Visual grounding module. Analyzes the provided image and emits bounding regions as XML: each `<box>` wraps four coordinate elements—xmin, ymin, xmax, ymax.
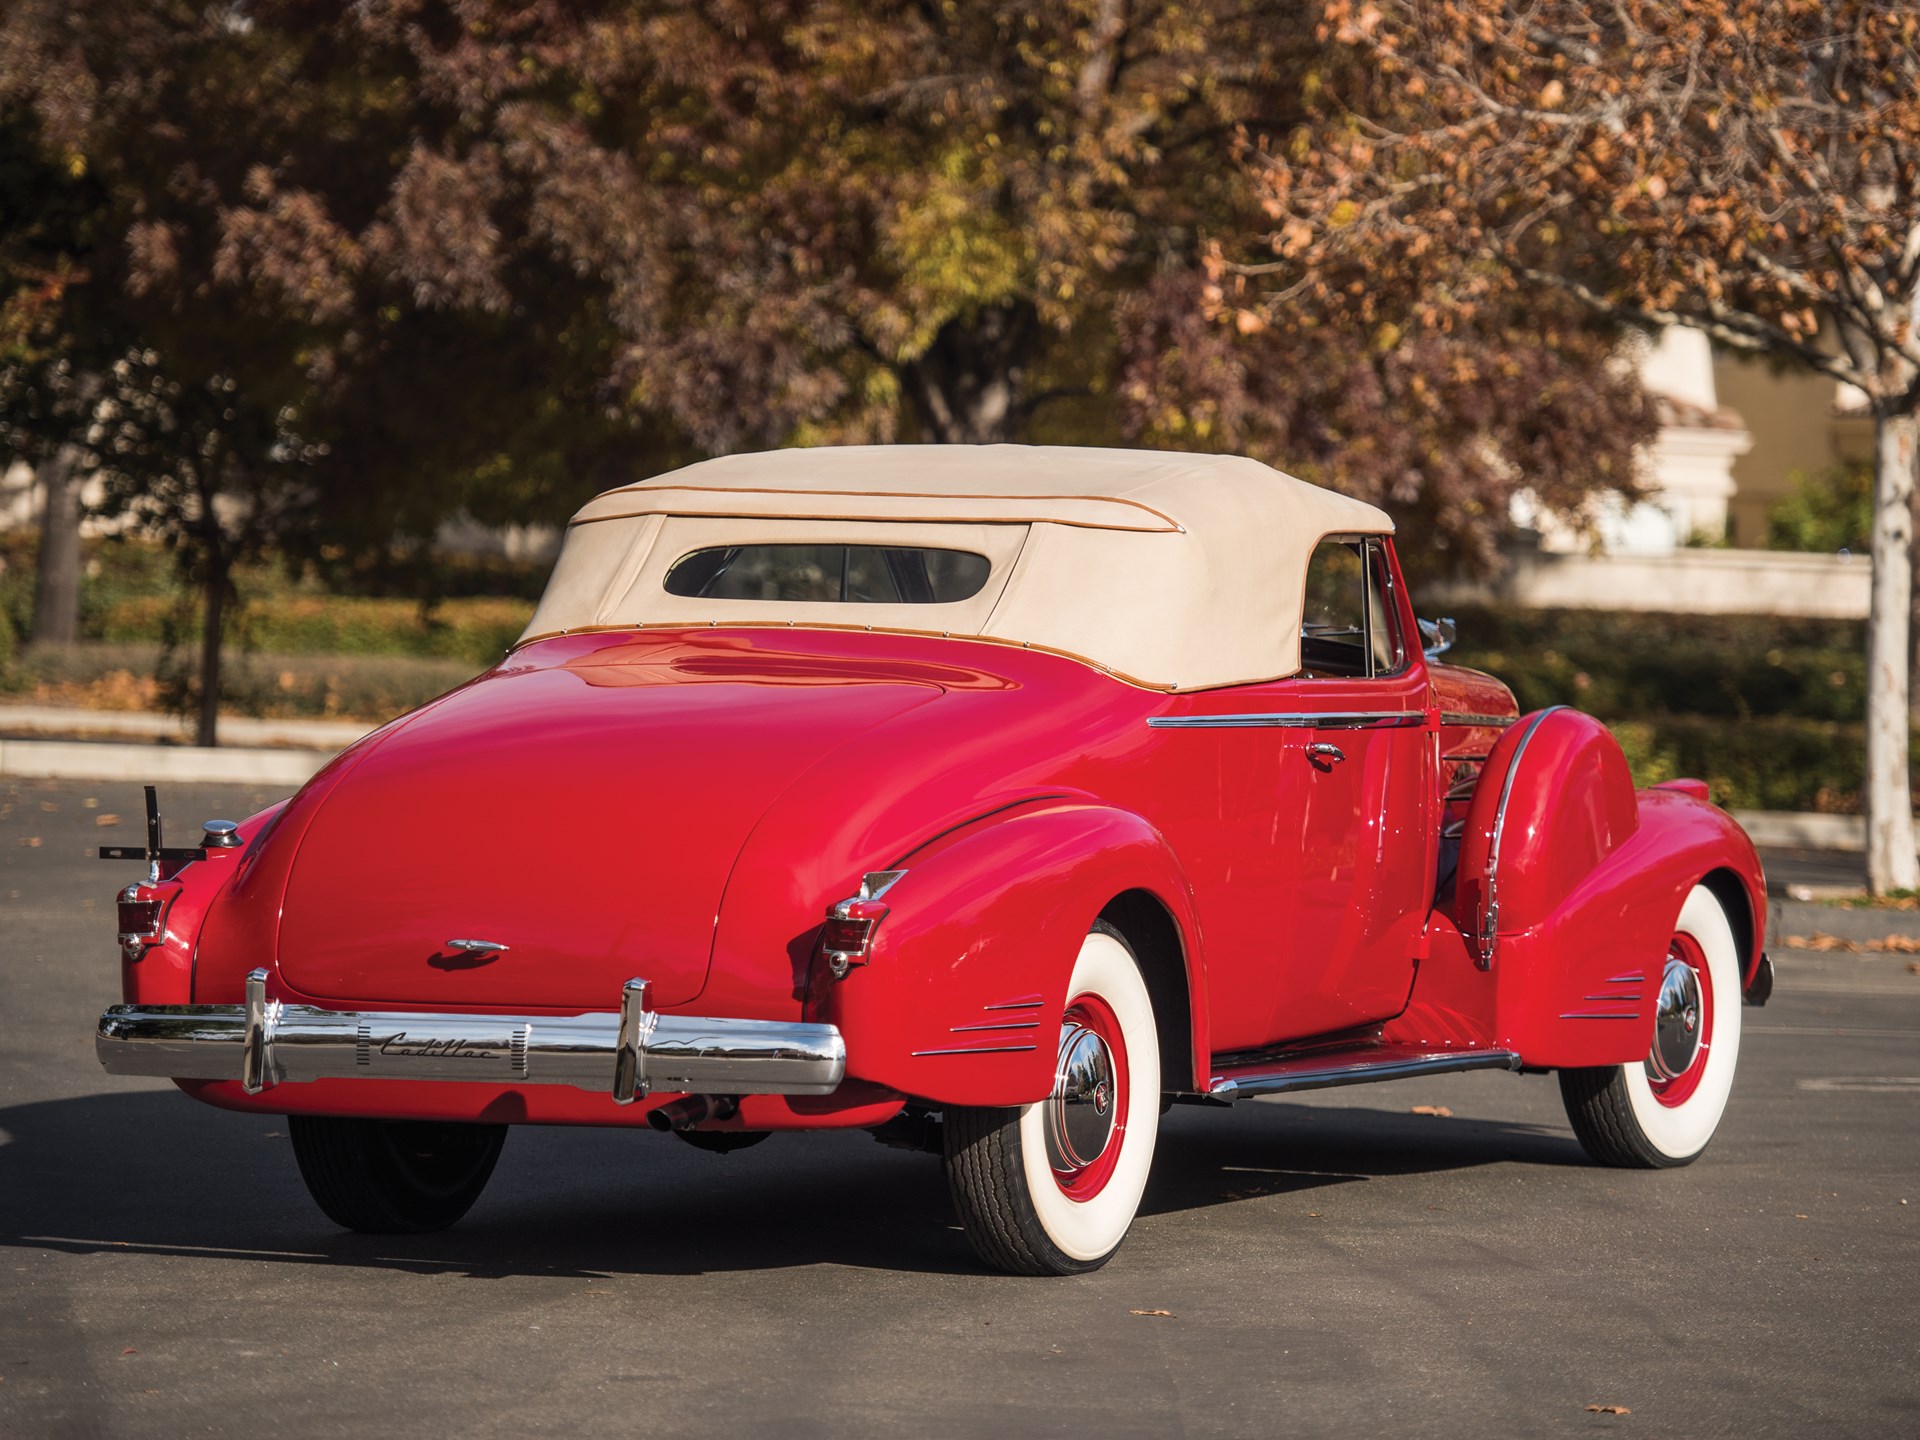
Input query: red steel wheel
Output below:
<box><xmin>1042</xmin><ymin>991</ymin><xmax>1131</xmax><ymax>1202</ymax></box>
<box><xmin>1645</xmin><ymin>932</ymin><xmax>1715</xmax><ymax>1109</ymax></box>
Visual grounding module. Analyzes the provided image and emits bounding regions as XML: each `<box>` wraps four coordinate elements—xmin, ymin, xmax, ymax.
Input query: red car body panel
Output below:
<box><xmin>130</xmin><ymin>535</ymin><xmax>1767</xmax><ymax>1128</ymax></box>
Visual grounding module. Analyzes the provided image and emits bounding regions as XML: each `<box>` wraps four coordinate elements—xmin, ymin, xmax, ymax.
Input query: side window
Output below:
<box><xmin>1300</xmin><ymin>537</ymin><xmax>1406</xmax><ymax>679</ymax></box>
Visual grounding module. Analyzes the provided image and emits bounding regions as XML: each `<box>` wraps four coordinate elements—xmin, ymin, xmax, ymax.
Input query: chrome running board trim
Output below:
<box><xmin>98</xmin><ymin>980</ymin><xmax>847</xmax><ymax>1099</ymax></box>
<box><xmin>1207</xmin><ymin>1048</ymin><xmax>1521</xmax><ymax>1101</ymax></box>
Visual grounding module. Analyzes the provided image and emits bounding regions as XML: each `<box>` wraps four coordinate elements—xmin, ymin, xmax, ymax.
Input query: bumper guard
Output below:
<box><xmin>96</xmin><ymin>972</ymin><xmax>847</xmax><ymax>1102</ymax></box>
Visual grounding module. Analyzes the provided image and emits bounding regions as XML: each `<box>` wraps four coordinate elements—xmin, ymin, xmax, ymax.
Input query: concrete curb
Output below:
<box><xmin>0</xmin><ymin>738</ymin><xmax>330</xmax><ymax>787</ymax></box>
<box><xmin>0</xmin><ymin>703</ymin><xmax>370</xmax><ymax>748</ymax></box>
<box><xmin>1731</xmin><ymin>810</ymin><xmax>1880</xmax><ymax>854</ymax></box>
<box><xmin>1770</xmin><ymin>896</ymin><xmax>1920</xmax><ymax>944</ymax></box>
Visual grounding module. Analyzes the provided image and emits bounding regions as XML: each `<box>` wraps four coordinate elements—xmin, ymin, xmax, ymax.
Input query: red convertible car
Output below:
<box><xmin>96</xmin><ymin>445</ymin><xmax>1770</xmax><ymax>1275</ymax></box>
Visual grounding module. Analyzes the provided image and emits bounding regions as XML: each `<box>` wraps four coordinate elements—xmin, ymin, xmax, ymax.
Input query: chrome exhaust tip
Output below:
<box><xmin>646</xmin><ymin>1094</ymin><xmax>737</xmax><ymax>1132</ymax></box>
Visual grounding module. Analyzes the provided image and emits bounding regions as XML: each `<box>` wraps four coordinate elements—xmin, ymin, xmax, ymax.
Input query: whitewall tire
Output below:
<box><xmin>943</xmin><ymin>922</ymin><xmax>1161</xmax><ymax>1274</ymax></box>
<box><xmin>1560</xmin><ymin>884</ymin><xmax>1744</xmax><ymax>1167</ymax></box>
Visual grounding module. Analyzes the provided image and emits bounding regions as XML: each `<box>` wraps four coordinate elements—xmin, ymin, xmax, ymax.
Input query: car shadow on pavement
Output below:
<box><xmin>0</xmin><ymin>1087</ymin><xmax>1585</xmax><ymax>1279</ymax></box>
<box><xmin>1140</xmin><ymin>1097</ymin><xmax>1589</xmax><ymax>1220</ymax></box>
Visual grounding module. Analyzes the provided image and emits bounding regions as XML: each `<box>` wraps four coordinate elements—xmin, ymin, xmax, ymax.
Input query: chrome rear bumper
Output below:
<box><xmin>96</xmin><ymin>972</ymin><xmax>846</xmax><ymax>1102</ymax></box>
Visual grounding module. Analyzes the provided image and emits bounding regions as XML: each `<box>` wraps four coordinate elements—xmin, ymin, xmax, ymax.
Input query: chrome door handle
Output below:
<box><xmin>1306</xmin><ymin>742</ymin><xmax>1346</xmax><ymax>770</ymax></box>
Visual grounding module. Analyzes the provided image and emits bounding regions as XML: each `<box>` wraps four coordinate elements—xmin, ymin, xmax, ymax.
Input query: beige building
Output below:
<box><xmin>1451</xmin><ymin>326</ymin><xmax>1875</xmax><ymax>616</ymax></box>
<box><xmin>1713</xmin><ymin>352</ymin><xmax>1872</xmax><ymax>547</ymax></box>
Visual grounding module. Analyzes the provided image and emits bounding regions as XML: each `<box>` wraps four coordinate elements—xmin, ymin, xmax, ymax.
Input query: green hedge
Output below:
<box><xmin>1608</xmin><ymin>715</ymin><xmax>1894</xmax><ymax>814</ymax></box>
<box><xmin>1</xmin><ymin>535</ymin><xmax>538</xmax><ymax>666</ymax></box>
<box><xmin>1443</xmin><ymin>605</ymin><xmax>1864</xmax><ymax>723</ymax></box>
<box><xmin>3</xmin><ymin>642</ymin><xmax>480</xmax><ymax>721</ymax></box>
<box><xmin>1438</xmin><ymin>607</ymin><xmax>1876</xmax><ymax>813</ymax></box>
<box><xmin>95</xmin><ymin>594</ymin><xmax>532</xmax><ymax>666</ymax></box>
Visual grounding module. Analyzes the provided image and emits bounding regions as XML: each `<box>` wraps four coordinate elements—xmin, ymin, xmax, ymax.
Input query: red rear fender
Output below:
<box><xmin>811</xmin><ymin>801</ymin><xmax>1208</xmax><ymax>1106</ymax></box>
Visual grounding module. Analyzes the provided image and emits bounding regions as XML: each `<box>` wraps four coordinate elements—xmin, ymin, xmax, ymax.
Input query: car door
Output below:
<box><xmin>1255</xmin><ymin>535</ymin><xmax>1434</xmax><ymax>1042</ymax></box>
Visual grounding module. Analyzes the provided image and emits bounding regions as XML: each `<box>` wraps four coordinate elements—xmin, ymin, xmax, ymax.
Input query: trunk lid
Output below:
<box><xmin>275</xmin><ymin>638</ymin><xmax>939</xmax><ymax>1009</ymax></box>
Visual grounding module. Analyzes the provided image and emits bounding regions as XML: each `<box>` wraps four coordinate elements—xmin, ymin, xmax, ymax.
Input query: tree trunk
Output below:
<box><xmin>29</xmin><ymin>445</ymin><xmax>83</xmax><ymax>647</ymax></box>
<box><xmin>901</xmin><ymin>302</ymin><xmax>1037</xmax><ymax>443</ymax></box>
<box><xmin>1865</xmin><ymin>408</ymin><xmax>1920</xmax><ymax>893</ymax></box>
<box><xmin>195</xmin><ymin>560</ymin><xmax>228</xmax><ymax>749</ymax></box>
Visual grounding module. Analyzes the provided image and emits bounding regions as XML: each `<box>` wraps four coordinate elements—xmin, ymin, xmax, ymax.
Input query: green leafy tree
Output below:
<box><xmin>1765</xmin><ymin>466</ymin><xmax>1873</xmax><ymax>555</ymax></box>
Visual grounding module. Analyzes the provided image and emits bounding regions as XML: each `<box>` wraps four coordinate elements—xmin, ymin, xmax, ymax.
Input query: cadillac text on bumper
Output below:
<box><xmin>96</xmin><ymin>972</ymin><xmax>847</xmax><ymax>1102</ymax></box>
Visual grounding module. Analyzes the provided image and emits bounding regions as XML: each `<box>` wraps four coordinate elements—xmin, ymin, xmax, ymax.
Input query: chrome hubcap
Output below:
<box><xmin>1044</xmin><ymin>1021</ymin><xmax>1117</xmax><ymax>1174</ymax></box>
<box><xmin>1648</xmin><ymin>953</ymin><xmax>1704</xmax><ymax>1081</ymax></box>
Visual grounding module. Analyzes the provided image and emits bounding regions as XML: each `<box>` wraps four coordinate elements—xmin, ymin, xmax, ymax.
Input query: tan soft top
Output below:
<box><xmin>519</xmin><ymin>445</ymin><xmax>1392</xmax><ymax>691</ymax></box>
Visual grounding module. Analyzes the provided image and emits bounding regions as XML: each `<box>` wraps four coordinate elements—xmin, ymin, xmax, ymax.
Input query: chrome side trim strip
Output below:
<box><xmin>1208</xmin><ymin>1049</ymin><xmax>1520</xmax><ymax>1100</ymax></box>
<box><xmin>1475</xmin><ymin>705</ymin><xmax>1567</xmax><ymax>970</ymax></box>
<box><xmin>1440</xmin><ymin>712</ymin><xmax>1519</xmax><ymax>728</ymax></box>
<box><xmin>1604</xmin><ymin>972</ymin><xmax>1647</xmax><ymax>985</ymax></box>
<box><xmin>947</xmin><ymin>1021</ymin><xmax>1040</xmax><ymax>1033</ymax></box>
<box><xmin>99</xmin><ymin>986</ymin><xmax>847</xmax><ymax>1099</ymax></box>
<box><xmin>1558</xmin><ymin>1012</ymin><xmax>1643</xmax><ymax>1021</ymax></box>
<box><xmin>910</xmin><ymin>1043</ymin><xmax>1040</xmax><ymax>1057</ymax></box>
<box><xmin>1148</xmin><ymin>710</ymin><xmax>1425</xmax><ymax>731</ymax></box>
<box><xmin>981</xmin><ymin>996</ymin><xmax>1044</xmax><ymax>1011</ymax></box>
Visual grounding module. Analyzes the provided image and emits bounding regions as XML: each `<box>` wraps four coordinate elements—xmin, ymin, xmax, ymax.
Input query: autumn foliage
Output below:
<box><xmin>1</xmin><ymin>1</ymin><xmax>1676</xmax><ymax>732</ymax></box>
<box><xmin>1242</xmin><ymin>0</ymin><xmax>1920</xmax><ymax>887</ymax></box>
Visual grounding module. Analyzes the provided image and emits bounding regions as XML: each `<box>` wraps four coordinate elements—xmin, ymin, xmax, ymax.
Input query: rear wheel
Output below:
<box><xmin>943</xmin><ymin>922</ymin><xmax>1160</xmax><ymax>1275</ymax></box>
<box><xmin>289</xmin><ymin>1116</ymin><xmax>507</xmax><ymax>1233</ymax></box>
<box><xmin>1559</xmin><ymin>884</ymin><xmax>1743</xmax><ymax>1168</ymax></box>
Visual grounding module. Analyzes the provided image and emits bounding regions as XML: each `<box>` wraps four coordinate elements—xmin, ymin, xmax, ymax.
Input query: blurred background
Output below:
<box><xmin>0</xmin><ymin>1</ymin><xmax>1910</xmax><ymax>835</ymax></box>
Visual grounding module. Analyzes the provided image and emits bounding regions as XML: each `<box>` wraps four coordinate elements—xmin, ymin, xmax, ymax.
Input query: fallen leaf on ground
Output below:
<box><xmin>95</xmin><ymin>814</ymin><xmax>121</xmax><ymax>827</ymax></box>
<box><xmin>40</xmin><ymin>801</ymin><xmax>58</xmax><ymax>812</ymax></box>
<box><xmin>1585</xmin><ymin>1404</ymin><xmax>1631</xmax><ymax>1415</ymax></box>
<box><xmin>83</xmin><ymin>797</ymin><xmax>98</xmax><ymax>809</ymax></box>
<box><xmin>1908</xmin><ymin>962</ymin><xmax>1920</xmax><ymax>975</ymax></box>
<box><xmin>1785</xmin><ymin>933</ymin><xmax>1853</xmax><ymax>951</ymax></box>
<box><xmin>20</xmin><ymin>837</ymin><xmax>40</xmax><ymax>848</ymax></box>
<box><xmin>1128</xmin><ymin>1309</ymin><xmax>1175</xmax><ymax>1318</ymax></box>
<box><xmin>1784</xmin><ymin>932</ymin><xmax>1920</xmax><ymax>955</ymax></box>
<box><xmin>1795</xmin><ymin>1213</ymin><xmax>1809</xmax><ymax>1220</ymax></box>
<box><xmin>1307</xmin><ymin>1211</ymin><xmax>1323</xmax><ymax>1218</ymax></box>
<box><xmin>120</xmin><ymin>1347</ymin><xmax>138</xmax><ymax>1356</ymax></box>
<box><xmin>1410</xmin><ymin>1104</ymin><xmax>1452</xmax><ymax>1117</ymax></box>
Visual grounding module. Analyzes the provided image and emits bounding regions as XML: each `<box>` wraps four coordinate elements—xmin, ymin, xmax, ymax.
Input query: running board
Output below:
<box><xmin>1206</xmin><ymin>1044</ymin><xmax>1521</xmax><ymax>1102</ymax></box>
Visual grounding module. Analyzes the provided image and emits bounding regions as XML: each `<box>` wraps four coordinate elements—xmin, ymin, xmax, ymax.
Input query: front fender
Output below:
<box><xmin>811</xmin><ymin>800</ymin><xmax>1206</xmax><ymax>1106</ymax></box>
<box><xmin>1456</xmin><ymin>709</ymin><xmax>1767</xmax><ymax>1067</ymax></box>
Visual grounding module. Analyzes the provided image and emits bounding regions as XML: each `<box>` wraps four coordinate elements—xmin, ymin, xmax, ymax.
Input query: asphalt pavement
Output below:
<box><xmin>2</xmin><ymin>777</ymin><xmax>1916</xmax><ymax>1439</ymax></box>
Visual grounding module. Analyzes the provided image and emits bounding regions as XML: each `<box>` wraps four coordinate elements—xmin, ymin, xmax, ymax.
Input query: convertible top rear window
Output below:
<box><xmin>664</xmin><ymin>543</ymin><xmax>992</xmax><ymax>604</ymax></box>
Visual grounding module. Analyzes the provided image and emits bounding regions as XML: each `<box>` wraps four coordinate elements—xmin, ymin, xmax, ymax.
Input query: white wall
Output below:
<box><xmin>1431</xmin><ymin>547</ymin><xmax>1867</xmax><ymax>618</ymax></box>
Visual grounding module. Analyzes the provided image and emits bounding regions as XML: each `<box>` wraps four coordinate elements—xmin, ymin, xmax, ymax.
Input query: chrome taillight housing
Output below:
<box><xmin>820</xmin><ymin>869</ymin><xmax>907</xmax><ymax>979</ymax></box>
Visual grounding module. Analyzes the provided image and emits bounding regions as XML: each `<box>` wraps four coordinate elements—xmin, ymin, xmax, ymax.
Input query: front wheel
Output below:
<box><xmin>1559</xmin><ymin>884</ymin><xmax>1744</xmax><ymax>1168</ymax></box>
<box><xmin>289</xmin><ymin>1116</ymin><xmax>507</xmax><ymax>1233</ymax></box>
<box><xmin>943</xmin><ymin>922</ymin><xmax>1161</xmax><ymax>1275</ymax></box>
